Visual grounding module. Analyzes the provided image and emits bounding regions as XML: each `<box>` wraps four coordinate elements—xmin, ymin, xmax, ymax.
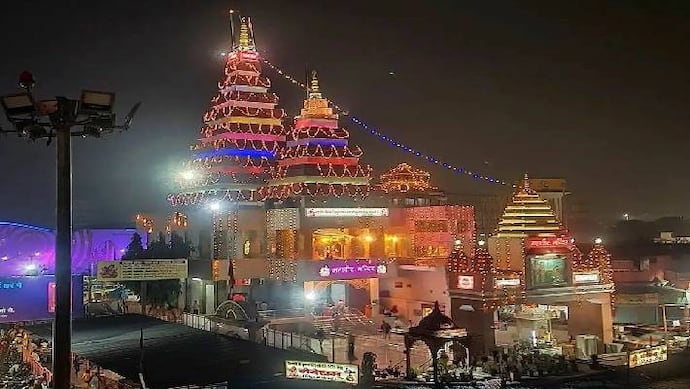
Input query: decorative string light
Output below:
<box><xmin>261</xmin><ymin>58</ymin><xmax>510</xmax><ymax>186</ymax></box>
<box><xmin>262</xmin><ymin>70</ymin><xmax>372</xmax><ymax>200</ymax></box>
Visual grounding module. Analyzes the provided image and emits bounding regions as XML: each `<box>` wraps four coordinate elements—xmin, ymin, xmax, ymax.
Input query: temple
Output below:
<box><xmin>495</xmin><ymin>174</ymin><xmax>563</xmax><ymax>238</ymax></box>
<box><xmin>449</xmin><ymin>174</ymin><xmax>615</xmax><ymax>357</ymax></box>
<box><xmin>262</xmin><ymin>70</ymin><xmax>371</xmax><ymax>199</ymax></box>
<box><xmin>169</xmin><ymin>15</ymin><xmax>287</xmax><ymax>207</ymax></box>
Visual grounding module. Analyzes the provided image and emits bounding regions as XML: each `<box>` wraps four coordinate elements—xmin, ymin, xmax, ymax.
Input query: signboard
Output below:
<box><xmin>495</xmin><ymin>278</ymin><xmax>521</xmax><ymax>288</ymax></box>
<box><xmin>97</xmin><ymin>259</ymin><xmax>188</xmax><ymax>281</ymax></box>
<box><xmin>318</xmin><ymin>262</ymin><xmax>387</xmax><ymax>280</ymax></box>
<box><xmin>0</xmin><ymin>275</ymin><xmax>83</xmax><ymax>323</ymax></box>
<box><xmin>457</xmin><ymin>275</ymin><xmax>474</xmax><ymax>290</ymax></box>
<box><xmin>526</xmin><ymin>237</ymin><xmax>572</xmax><ymax>250</ymax></box>
<box><xmin>629</xmin><ymin>345</ymin><xmax>667</xmax><ymax>368</ymax></box>
<box><xmin>305</xmin><ymin>208</ymin><xmax>389</xmax><ymax>218</ymax></box>
<box><xmin>616</xmin><ymin>293</ymin><xmax>659</xmax><ymax>305</ymax></box>
<box><xmin>573</xmin><ymin>271</ymin><xmax>600</xmax><ymax>284</ymax></box>
<box><xmin>285</xmin><ymin>360</ymin><xmax>359</xmax><ymax>385</ymax></box>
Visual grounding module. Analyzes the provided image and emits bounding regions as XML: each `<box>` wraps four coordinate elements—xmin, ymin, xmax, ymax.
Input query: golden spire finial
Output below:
<box><xmin>236</xmin><ymin>16</ymin><xmax>256</xmax><ymax>51</ymax></box>
<box><xmin>308</xmin><ymin>70</ymin><xmax>322</xmax><ymax>99</ymax></box>
<box><xmin>523</xmin><ymin>172</ymin><xmax>530</xmax><ymax>191</ymax></box>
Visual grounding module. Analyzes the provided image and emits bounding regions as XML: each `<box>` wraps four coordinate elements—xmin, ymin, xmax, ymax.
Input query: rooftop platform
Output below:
<box><xmin>26</xmin><ymin>314</ymin><xmax>336</xmax><ymax>389</ymax></box>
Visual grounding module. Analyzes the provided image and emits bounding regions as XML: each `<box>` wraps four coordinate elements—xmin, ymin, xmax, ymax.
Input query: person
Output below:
<box><xmin>347</xmin><ymin>333</ymin><xmax>356</xmax><ymax>362</ymax></box>
<box><xmin>381</xmin><ymin>320</ymin><xmax>391</xmax><ymax>339</ymax></box>
<box><xmin>89</xmin><ymin>370</ymin><xmax>100</xmax><ymax>389</ymax></box>
<box><xmin>191</xmin><ymin>300</ymin><xmax>200</xmax><ymax>315</ymax></box>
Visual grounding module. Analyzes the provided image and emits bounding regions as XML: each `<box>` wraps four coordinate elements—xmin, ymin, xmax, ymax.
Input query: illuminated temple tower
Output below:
<box><xmin>449</xmin><ymin>174</ymin><xmax>614</xmax><ymax>357</ymax></box>
<box><xmin>260</xmin><ymin>71</ymin><xmax>372</xmax><ymax>282</ymax></box>
<box><xmin>169</xmin><ymin>15</ymin><xmax>287</xmax><ymax>272</ymax></box>
<box><xmin>262</xmin><ymin>70</ymin><xmax>372</xmax><ymax>199</ymax></box>
<box><xmin>495</xmin><ymin>174</ymin><xmax>564</xmax><ymax>238</ymax></box>
<box><xmin>169</xmin><ymin>16</ymin><xmax>287</xmax><ymax>207</ymax></box>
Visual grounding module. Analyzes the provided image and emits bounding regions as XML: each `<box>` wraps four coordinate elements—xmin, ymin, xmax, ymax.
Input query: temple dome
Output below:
<box><xmin>380</xmin><ymin>163</ymin><xmax>436</xmax><ymax>193</ymax></box>
<box><xmin>496</xmin><ymin>174</ymin><xmax>565</xmax><ymax>238</ymax></box>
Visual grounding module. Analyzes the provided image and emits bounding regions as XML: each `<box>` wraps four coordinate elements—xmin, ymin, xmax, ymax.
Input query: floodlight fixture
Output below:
<box><xmin>80</xmin><ymin>90</ymin><xmax>115</xmax><ymax>114</ymax></box>
<box><xmin>1</xmin><ymin>93</ymin><xmax>35</xmax><ymax>120</ymax></box>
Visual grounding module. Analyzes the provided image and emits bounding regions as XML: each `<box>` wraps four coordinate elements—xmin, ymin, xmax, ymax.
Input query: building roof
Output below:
<box><xmin>26</xmin><ymin>315</ymin><xmax>332</xmax><ymax>389</ymax></box>
<box><xmin>496</xmin><ymin>174</ymin><xmax>565</xmax><ymax>238</ymax></box>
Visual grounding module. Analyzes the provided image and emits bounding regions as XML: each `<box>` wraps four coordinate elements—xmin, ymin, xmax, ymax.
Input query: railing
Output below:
<box><xmin>181</xmin><ymin>313</ymin><xmax>212</xmax><ymax>331</ymax></box>
<box><xmin>257</xmin><ymin>308</ymin><xmax>306</xmax><ymax>320</ymax></box>
<box><xmin>262</xmin><ymin>327</ymin><xmax>323</xmax><ymax>355</ymax></box>
<box><xmin>178</xmin><ymin>313</ymin><xmax>249</xmax><ymax>340</ymax></box>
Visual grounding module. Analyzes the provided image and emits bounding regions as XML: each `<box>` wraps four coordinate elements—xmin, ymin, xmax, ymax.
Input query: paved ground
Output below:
<box><xmin>325</xmin><ymin>333</ymin><xmax>431</xmax><ymax>368</ymax></box>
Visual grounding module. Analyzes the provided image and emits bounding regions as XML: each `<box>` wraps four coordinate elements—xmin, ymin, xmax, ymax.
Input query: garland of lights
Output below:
<box><xmin>262</xmin><ymin>70</ymin><xmax>372</xmax><ymax>200</ymax></box>
<box><xmin>261</xmin><ymin>58</ymin><xmax>511</xmax><ymax>187</ymax></box>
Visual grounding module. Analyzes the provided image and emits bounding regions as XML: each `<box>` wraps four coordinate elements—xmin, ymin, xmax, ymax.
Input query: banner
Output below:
<box><xmin>305</xmin><ymin>208</ymin><xmax>388</xmax><ymax>218</ymax></box>
<box><xmin>285</xmin><ymin>360</ymin><xmax>359</xmax><ymax>385</ymax></box>
<box><xmin>97</xmin><ymin>259</ymin><xmax>188</xmax><ymax>281</ymax></box>
<box><xmin>629</xmin><ymin>345</ymin><xmax>667</xmax><ymax>368</ymax></box>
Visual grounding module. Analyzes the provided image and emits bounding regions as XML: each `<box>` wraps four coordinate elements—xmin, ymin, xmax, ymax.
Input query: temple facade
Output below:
<box><xmin>449</xmin><ymin>175</ymin><xmax>615</xmax><ymax>356</ymax></box>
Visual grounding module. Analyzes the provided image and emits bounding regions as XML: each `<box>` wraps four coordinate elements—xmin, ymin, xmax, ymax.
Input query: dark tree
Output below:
<box><xmin>122</xmin><ymin>232</ymin><xmax>144</xmax><ymax>260</ymax></box>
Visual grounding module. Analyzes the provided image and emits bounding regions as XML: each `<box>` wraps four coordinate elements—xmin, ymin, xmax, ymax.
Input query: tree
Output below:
<box><xmin>121</xmin><ymin>232</ymin><xmax>191</xmax><ymax>311</ymax></box>
<box><xmin>122</xmin><ymin>232</ymin><xmax>144</xmax><ymax>260</ymax></box>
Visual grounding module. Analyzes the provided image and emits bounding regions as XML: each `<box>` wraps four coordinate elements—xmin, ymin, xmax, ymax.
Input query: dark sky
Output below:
<box><xmin>0</xmin><ymin>1</ymin><xmax>688</xmax><ymax>230</ymax></box>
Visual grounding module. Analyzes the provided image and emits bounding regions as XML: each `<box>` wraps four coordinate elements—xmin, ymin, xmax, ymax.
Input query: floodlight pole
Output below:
<box><xmin>1</xmin><ymin>75</ymin><xmax>140</xmax><ymax>389</ymax></box>
<box><xmin>53</xmin><ymin>124</ymin><xmax>72</xmax><ymax>389</ymax></box>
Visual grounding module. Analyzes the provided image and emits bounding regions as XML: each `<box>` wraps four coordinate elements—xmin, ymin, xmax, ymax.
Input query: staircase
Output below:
<box><xmin>312</xmin><ymin>308</ymin><xmax>379</xmax><ymax>336</ymax></box>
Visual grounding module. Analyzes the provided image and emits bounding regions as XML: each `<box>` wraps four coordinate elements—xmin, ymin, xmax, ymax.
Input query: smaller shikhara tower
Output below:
<box><xmin>262</xmin><ymin>71</ymin><xmax>371</xmax><ymax>199</ymax></box>
<box><xmin>169</xmin><ymin>16</ymin><xmax>287</xmax><ymax>206</ymax></box>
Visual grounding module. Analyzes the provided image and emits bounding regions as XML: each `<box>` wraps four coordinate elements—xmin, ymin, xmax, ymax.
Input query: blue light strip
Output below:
<box><xmin>0</xmin><ymin>221</ymin><xmax>53</xmax><ymax>233</ymax></box>
<box><xmin>262</xmin><ymin>58</ymin><xmax>509</xmax><ymax>186</ymax></box>
<box><xmin>193</xmin><ymin>148</ymin><xmax>275</xmax><ymax>159</ymax></box>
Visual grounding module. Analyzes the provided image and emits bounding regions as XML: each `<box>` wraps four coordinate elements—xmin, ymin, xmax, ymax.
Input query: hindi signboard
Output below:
<box><xmin>573</xmin><ymin>271</ymin><xmax>600</xmax><ymax>284</ymax></box>
<box><xmin>526</xmin><ymin>237</ymin><xmax>572</xmax><ymax>250</ymax></box>
<box><xmin>97</xmin><ymin>259</ymin><xmax>188</xmax><ymax>281</ymax></box>
<box><xmin>305</xmin><ymin>207</ymin><xmax>389</xmax><ymax>218</ymax></box>
<box><xmin>495</xmin><ymin>278</ymin><xmax>521</xmax><ymax>288</ymax></box>
<box><xmin>629</xmin><ymin>345</ymin><xmax>667</xmax><ymax>368</ymax></box>
<box><xmin>457</xmin><ymin>275</ymin><xmax>474</xmax><ymax>290</ymax></box>
<box><xmin>285</xmin><ymin>360</ymin><xmax>359</xmax><ymax>385</ymax></box>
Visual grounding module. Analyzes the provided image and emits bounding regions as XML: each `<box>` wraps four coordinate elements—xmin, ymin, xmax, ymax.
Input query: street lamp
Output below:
<box><xmin>0</xmin><ymin>71</ymin><xmax>140</xmax><ymax>389</ymax></box>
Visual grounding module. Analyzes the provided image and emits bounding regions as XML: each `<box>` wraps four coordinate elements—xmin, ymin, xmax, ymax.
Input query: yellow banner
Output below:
<box><xmin>629</xmin><ymin>345</ymin><xmax>667</xmax><ymax>368</ymax></box>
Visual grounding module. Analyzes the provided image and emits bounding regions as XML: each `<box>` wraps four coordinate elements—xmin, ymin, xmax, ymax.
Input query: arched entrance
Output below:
<box><xmin>310</xmin><ymin>279</ymin><xmax>371</xmax><ymax>311</ymax></box>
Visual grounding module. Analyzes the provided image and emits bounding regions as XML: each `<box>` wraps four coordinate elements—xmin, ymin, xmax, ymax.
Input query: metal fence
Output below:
<box><xmin>262</xmin><ymin>327</ymin><xmax>323</xmax><ymax>355</ymax></box>
<box><xmin>181</xmin><ymin>312</ymin><xmax>212</xmax><ymax>331</ymax></box>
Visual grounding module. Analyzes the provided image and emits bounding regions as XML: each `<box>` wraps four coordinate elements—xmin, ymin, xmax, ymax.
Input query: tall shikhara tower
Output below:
<box><xmin>262</xmin><ymin>71</ymin><xmax>371</xmax><ymax>198</ymax></box>
<box><xmin>495</xmin><ymin>174</ymin><xmax>564</xmax><ymax>238</ymax></box>
<box><xmin>169</xmin><ymin>16</ymin><xmax>287</xmax><ymax>206</ymax></box>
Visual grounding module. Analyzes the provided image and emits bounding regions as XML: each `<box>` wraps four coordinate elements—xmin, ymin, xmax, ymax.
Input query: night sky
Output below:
<box><xmin>0</xmin><ymin>1</ymin><xmax>688</xmax><ymax>231</ymax></box>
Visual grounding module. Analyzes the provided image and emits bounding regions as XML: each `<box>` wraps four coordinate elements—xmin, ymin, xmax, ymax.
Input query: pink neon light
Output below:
<box><xmin>278</xmin><ymin>157</ymin><xmax>360</xmax><ymax>167</ymax></box>
<box><xmin>295</xmin><ymin>118</ymin><xmax>339</xmax><ymax>129</ymax></box>
<box><xmin>200</xmin><ymin>132</ymin><xmax>285</xmax><ymax>143</ymax></box>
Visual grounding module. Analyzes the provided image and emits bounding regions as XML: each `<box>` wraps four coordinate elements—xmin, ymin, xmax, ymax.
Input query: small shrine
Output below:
<box><xmin>404</xmin><ymin>301</ymin><xmax>469</xmax><ymax>385</ymax></box>
<box><xmin>448</xmin><ymin>174</ymin><xmax>615</xmax><ymax>357</ymax></box>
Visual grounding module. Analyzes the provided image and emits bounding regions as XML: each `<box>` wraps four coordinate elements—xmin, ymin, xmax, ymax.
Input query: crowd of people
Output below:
<box><xmin>0</xmin><ymin>326</ymin><xmax>49</xmax><ymax>388</ymax></box>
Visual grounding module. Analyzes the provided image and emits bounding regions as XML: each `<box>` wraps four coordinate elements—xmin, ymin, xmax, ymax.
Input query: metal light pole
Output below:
<box><xmin>1</xmin><ymin>71</ymin><xmax>140</xmax><ymax>389</ymax></box>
